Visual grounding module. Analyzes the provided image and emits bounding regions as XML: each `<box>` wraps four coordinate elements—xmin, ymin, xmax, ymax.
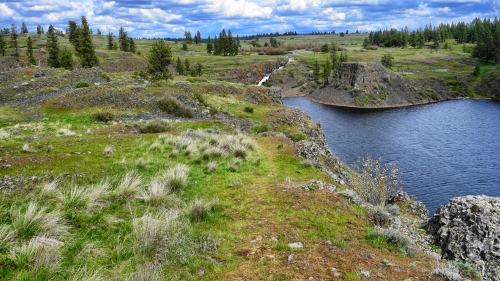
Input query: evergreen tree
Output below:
<box><xmin>129</xmin><ymin>37</ymin><xmax>136</xmax><ymax>53</ymax></box>
<box><xmin>313</xmin><ymin>60</ymin><xmax>320</xmax><ymax>81</ymax></box>
<box><xmin>0</xmin><ymin>34</ymin><xmax>6</xmax><ymax>56</ymax></box>
<box><xmin>59</xmin><ymin>47</ymin><xmax>74</xmax><ymax>70</ymax></box>
<box><xmin>10</xmin><ymin>23</ymin><xmax>18</xmax><ymax>56</ymax></box>
<box><xmin>147</xmin><ymin>40</ymin><xmax>173</xmax><ymax>81</ymax></box>
<box><xmin>21</xmin><ymin>22</ymin><xmax>28</xmax><ymax>33</ymax></box>
<box><xmin>196</xmin><ymin>63</ymin><xmax>202</xmax><ymax>77</ymax></box>
<box><xmin>26</xmin><ymin>36</ymin><xmax>36</xmax><ymax>65</ymax></box>
<box><xmin>322</xmin><ymin>59</ymin><xmax>332</xmax><ymax>80</ymax></box>
<box><xmin>381</xmin><ymin>53</ymin><xmax>394</xmax><ymax>69</ymax></box>
<box><xmin>68</xmin><ymin>21</ymin><xmax>78</xmax><ymax>46</ymax></box>
<box><xmin>340</xmin><ymin>50</ymin><xmax>348</xmax><ymax>63</ymax></box>
<box><xmin>184</xmin><ymin>31</ymin><xmax>192</xmax><ymax>44</ymax></box>
<box><xmin>213</xmin><ymin>36</ymin><xmax>220</xmax><ymax>55</ymax></box>
<box><xmin>330</xmin><ymin>43</ymin><xmax>339</xmax><ymax>69</ymax></box>
<box><xmin>195</xmin><ymin>31</ymin><xmax>201</xmax><ymax>44</ymax></box>
<box><xmin>77</xmin><ymin>16</ymin><xmax>98</xmax><ymax>68</ymax></box>
<box><xmin>118</xmin><ymin>27</ymin><xmax>129</xmax><ymax>52</ymax></box>
<box><xmin>176</xmin><ymin>57</ymin><xmax>184</xmax><ymax>75</ymax></box>
<box><xmin>46</xmin><ymin>25</ymin><xmax>60</xmax><ymax>68</ymax></box>
<box><xmin>107</xmin><ymin>32</ymin><xmax>113</xmax><ymax>50</ymax></box>
<box><xmin>220</xmin><ymin>29</ymin><xmax>227</xmax><ymax>55</ymax></box>
<box><xmin>182</xmin><ymin>43</ymin><xmax>188</xmax><ymax>51</ymax></box>
<box><xmin>36</xmin><ymin>24</ymin><xmax>44</xmax><ymax>35</ymax></box>
<box><xmin>97</xmin><ymin>29</ymin><xmax>101</xmax><ymax>35</ymax></box>
<box><xmin>206</xmin><ymin>36</ymin><xmax>213</xmax><ymax>54</ymax></box>
<box><xmin>184</xmin><ymin>58</ymin><xmax>190</xmax><ymax>75</ymax></box>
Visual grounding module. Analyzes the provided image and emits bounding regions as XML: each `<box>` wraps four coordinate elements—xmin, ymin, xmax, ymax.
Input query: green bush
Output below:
<box><xmin>290</xmin><ymin>132</ymin><xmax>307</xmax><ymax>142</ymax></box>
<box><xmin>94</xmin><ymin>110</ymin><xmax>114</xmax><ymax>122</ymax></box>
<box><xmin>244</xmin><ymin>106</ymin><xmax>254</xmax><ymax>113</ymax></box>
<box><xmin>253</xmin><ymin>124</ymin><xmax>269</xmax><ymax>133</ymax></box>
<box><xmin>101</xmin><ymin>72</ymin><xmax>111</xmax><ymax>81</ymax></box>
<box><xmin>75</xmin><ymin>81</ymin><xmax>90</xmax><ymax>88</ymax></box>
<box><xmin>157</xmin><ymin>96</ymin><xmax>193</xmax><ymax>118</ymax></box>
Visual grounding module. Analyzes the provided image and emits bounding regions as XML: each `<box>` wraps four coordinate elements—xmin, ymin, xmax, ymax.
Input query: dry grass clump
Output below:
<box><xmin>139</xmin><ymin>119</ymin><xmax>172</xmax><ymax>134</ymax></box>
<box><xmin>162</xmin><ymin>164</ymin><xmax>190</xmax><ymax>192</ymax></box>
<box><xmin>370</xmin><ymin>228</ymin><xmax>417</xmax><ymax>257</ymax></box>
<box><xmin>8</xmin><ymin>236</ymin><xmax>64</xmax><ymax>272</ymax></box>
<box><xmin>157</xmin><ymin>96</ymin><xmax>193</xmax><ymax>118</ymax></box>
<box><xmin>124</xmin><ymin>267</ymin><xmax>161</xmax><ymax>281</ymax></box>
<box><xmin>103</xmin><ymin>145</ymin><xmax>114</xmax><ymax>155</ymax></box>
<box><xmin>138</xmin><ymin>178</ymin><xmax>179</xmax><ymax>206</ymax></box>
<box><xmin>10</xmin><ymin>202</ymin><xmax>69</xmax><ymax>241</ymax></box>
<box><xmin>67</xmin><ymin>266</ymin><xmax>106</xmax><ymax>281</ymax></box>
<box><xmin>113</xmin><ymin>171</ymin><xmax>143</xmax><ymax>199</ymax></box>
<box><xmin>207</xmin><ymin>161</ymin><xmax>219</xmax><ymax>173</ymax></box>
<box><xmin>187</xmin><ymin>198</ymin><xmax>213</xmax><ymax>222</ymax></box>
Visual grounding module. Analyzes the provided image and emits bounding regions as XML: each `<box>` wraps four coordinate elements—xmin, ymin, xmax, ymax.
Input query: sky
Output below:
<box><xmin>0</xmin><ymin>0</ymin><xmax>498</xmax><ymax>38</ymax></box>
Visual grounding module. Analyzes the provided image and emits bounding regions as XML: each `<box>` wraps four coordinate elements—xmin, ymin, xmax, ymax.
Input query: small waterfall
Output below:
<box><xmin>256</xmin><ymin>58</ymin><xmax>294</xmax><ymax>86</ymax></box>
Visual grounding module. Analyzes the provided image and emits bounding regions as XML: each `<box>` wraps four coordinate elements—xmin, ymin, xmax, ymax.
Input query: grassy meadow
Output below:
<box><xmin>0</xmin><ymin>31</ymin><xmax>488</xmax><ymax>280</ymax></box>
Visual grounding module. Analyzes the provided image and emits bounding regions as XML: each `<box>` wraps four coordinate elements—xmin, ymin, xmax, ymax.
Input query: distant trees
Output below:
<box><xmin>206</xmin><ymin>36</ymin><xmax>213</xmax><ymax>54</ymax></box>
<box><xmin>0</xmin><ymin>35</ymin><xmax>5</xmax><ymax>56</ymax></box>
<box><xmin>194</xmin><ymin>31</ymin><xmax>201</xmax><ymax>44</ymax></box>
<box><xmin>212</xmin><ymin>29</ymin><xmax>238</xmax><ymax>56</ymax></box>
<box><xmin>68</xmin><ymin>21</ymin><xmax>78</xmax><ymax>46</ymax></box>
<box><xmin>36</xmin><ymin>24</ymin><xmax>44</xmax><ymax>35</ymax></box>
<box><xmin>107</xmin><ymin>32</ymin><xmax>113</xmax><ymax>50</ymax></box>
<box><xmin>176</xmin><ymin>57</ymin><xmax>184</xmax><ymax>75</ymax></box>
<box><xmin>147</xmin><ymin>40</ymin><xmax>173</xmax><ymax>81</ymax></box>
<box><xmin>26</xmin><ymin>36</ymin><xmax>36</xmax><ymax>65</ymax></box>
<box><xmin>10</xmin><ymin>23</ymin><xmax>18</xmax><ymax>56</ymax></box>
<box><xmin>21</xmin><ymin>22</ymin><xmax>28</xmax><ymax>33</ymax></box>
<box><xmin>184</xmin><ymin>31</ymin><xmax>192</xmax><ymax>44</ymax></box>
<box><xmin>330</xmin><ymin>42</ymin><xmax>339</xmax><ymax>69</ymax></box>
<box><xmin>117</xmin><ymin>27</ymin><xmax>136</xmax><ymax>53</ymax></box>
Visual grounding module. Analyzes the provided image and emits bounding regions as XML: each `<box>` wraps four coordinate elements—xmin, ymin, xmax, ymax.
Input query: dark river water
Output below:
<box><xmin>283</xmin><ymin>97</ymin><xmax>500</xmax><ymax>214</ymax></box>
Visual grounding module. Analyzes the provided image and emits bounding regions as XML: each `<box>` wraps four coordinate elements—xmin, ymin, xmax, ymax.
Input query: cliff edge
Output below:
<box><xmin>308</xmin><ymin>62</ymin><xmax>463</xmax><ymax>108</ymax></box>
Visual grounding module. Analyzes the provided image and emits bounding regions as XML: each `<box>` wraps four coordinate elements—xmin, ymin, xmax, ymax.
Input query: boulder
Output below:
<box><xmin>427</xmin><ymin>195</ymin><xmax>500</xmax><ymax>281</ymax></box>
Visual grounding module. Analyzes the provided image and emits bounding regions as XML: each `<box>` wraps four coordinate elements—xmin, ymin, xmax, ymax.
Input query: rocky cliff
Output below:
<box><xmin>427</xmin><ymin>195</ymin><xmax>500</xmax><ymax>281</ymax></box>
<box><xmin>308</xmin><ymin>62</ymin><xmax>464</xmax><ymax>108</ymax></box>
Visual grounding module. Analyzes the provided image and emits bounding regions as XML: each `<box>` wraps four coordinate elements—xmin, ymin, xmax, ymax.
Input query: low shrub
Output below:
<box><xmin>100</xmin><ymin>73</ymin><xmax>111</xmax><ymax>81</ymax></box>
<box><xmin>351</xmin><ymin>155</ymin><xmax>401</xmax><ymax>206</ymax></box>
<box><xmin>193</xmin><ymin>92</ymin><xmax>207</xmax><ymax>106</ymax></box>
<box><xmin>244</xmin><ymin>106</ymin><xmax>254</xmax><ymax>113</ymax></box>
<box><xmin>94</xmin><ymin>110</ymin><xmax>114</xmax><ymax>123</ymax></box>
<box><xmin>75</xmin><ymin>81</ymin><xmax>90</xmax><ymax>88</ymax></box>
<box><xmin>368</xmin><ymin>205</ymin><xmax>391</xmax><ymax>226</ymax></box>
<box><xmin>253</xmin><ymin>124</ymin><xmax>269</xmax><ymax>133</ymax></box>
<box><xmin>290</xmin><ymin>132</ymin><xmax>307</xmax><ymax>142</ymax></box>
<box><xmin>139</xmin><ymin>119</ymin><xmax>172</xmax><ymax>134</ymax></box>
<box><xmin>368</xmin><ymin>228</ymin><xmax>417</xmax><ymax>257</ymax></box>
<box><xmin>157</xmin><ymin>96</ymin><xmax>193</xmax><ymax>118</ymax></box>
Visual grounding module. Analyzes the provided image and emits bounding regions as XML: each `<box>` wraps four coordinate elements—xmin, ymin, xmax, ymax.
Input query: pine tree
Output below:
<box><xmin>21</xmin><ymin>22</ymin><xmax>28</xmax><ymax>33</ymax></box>
<box><xmin>340</xmin><ymin>50</ymin><xmax>348</xmax><ymax>63</ymax></box>
<box><xmin>147</xmin><ymin>40</ymin><xmax>173</xmax><ymax>81</ymax></box>
<box><xmin>36</xmin><ymin>24</ymin><xmax>44</xmax><ymax>35</ymax></box>
<box><xmin>10</xmin><ymin>23</ymin><xmax>18</xmax><ymax>56</ymax></box>
<box><xmin>322</xmin><ymin>59</ymin><xmax>332</xmax><ymax>80</ymax></box>
<box><xmin>176</xmin><ymin>57</ymin><xmax>184</xmax><ymax>75</ymax></box>
<box><xmin>206</xmin><ymin>36</ymin><xmax>213</xmax><ymax>54</ymax></box>
<box><xmin>184</xmin><ymin>31</ymin><xmax>192</xmax><ymax>44</ymax></box>
<box><xmin>107</xmin><ymin>32</ymin><xmax>113</xmax><ymax>50</ymax></box>
<box><xmin>196</xmin><ymin>63</ymin><xmax>202</xmax><ymax>76</ymax></box>
<box><xmin>195</xmin><ymin>31</ymin><xmax>201</xmax><ymax>44</ymax></box>
<box><xmin>129</xmin><ymin>38</ymin><xmax>136</xmax><ymax>53</ymax></box>
<box><xmin>330</xmin><ymin>43</ymin><xmax>339</xmax><ymax>69</ymax></box>
<box><xmin>381</xmin><ymin>53</ymin><xmax>394</xmax><ymax>69</ymax></box>
<box><xmin>68</xmin><ymin>21</ymin><xmax>78</xmax><ymax>46</ymax></box>
<box><xmin>97</xmin><ymin>29</ymin><xmax>101</xmax><ymax>35</ymax></box>
<box><xmin>118</xmin><ymin>27</ymin><xmax>129</xmax><ymax>52</ymax></box>
<box><xmin>46</xmin><ymin>25</ymin><xmax>60</xmax><ymax>67</ymax></box>
<box><xmin>78</xmin><ymin>16</ymin><xmax>98</xmax><ymax>68</ymax></box>
<box><xmin>26</xmin><ymin>36</ymin><xmax>36</xmax><ymax>65</ymax></box>
<box><xmin>0</xmin><ymin>34</ymin><xmax>6</xmax><ymax>56</ymax></box>
<box><xmin>213</xmin><ymin>36</ymin><xmax>220</xmax><ymax>55</ymax></box>
<box><xmin>184</xmin><ymin>58</ymin><xmax>190</xmax><ymax>75</ymax></box>
<box><xmin>313</xmin><ymin>60</ymin><xmax>320</xmax><ymax>81</ymax></box>
<box><xmin>59</xmin><ymin>47</ymin><xmax>74</xmax><ymax>70</ymax></box>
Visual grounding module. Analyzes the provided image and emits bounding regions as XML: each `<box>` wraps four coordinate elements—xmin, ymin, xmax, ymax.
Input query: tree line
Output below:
<box><xmin>362</xmin><ymin>17</ymin><xmax>500</xmax><ymax>62</ymax></box>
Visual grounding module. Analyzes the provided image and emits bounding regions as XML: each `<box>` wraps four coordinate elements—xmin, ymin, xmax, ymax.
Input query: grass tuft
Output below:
<box><xmin>162</xmin><ymin>164</ymin><xmax>190</xmax><ymax>192</ymax></box>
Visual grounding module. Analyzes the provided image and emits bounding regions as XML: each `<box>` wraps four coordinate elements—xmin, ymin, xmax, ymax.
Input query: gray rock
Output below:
<box><xmin>427</xmin><ymin>195</ymin><xmax>500</xmax><ymax>281</ymax></box>
<box><xmin>288</xmin><ymin>242</ymin><xmax>303</xmax><ymax>249</ymax></box>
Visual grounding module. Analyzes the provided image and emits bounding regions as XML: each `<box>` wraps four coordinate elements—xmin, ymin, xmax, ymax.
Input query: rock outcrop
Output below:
<box><xmin>308</xmin><ymin>62</ymin><xmax>463</xmax><ymax>108</ymax></box>
<box><xmin>427</xmin><ymin>195</ymin><xmax>500</xmax><ymax>281</ymax></box>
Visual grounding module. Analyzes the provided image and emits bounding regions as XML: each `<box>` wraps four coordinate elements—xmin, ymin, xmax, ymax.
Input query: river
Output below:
<box><xmin>284</xmin><ymin>97</ymin><xmax>500</xmax><ymax>214</ymax></box>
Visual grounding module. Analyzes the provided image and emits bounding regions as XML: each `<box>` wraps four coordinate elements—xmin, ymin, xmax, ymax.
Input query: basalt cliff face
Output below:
<box><xmin>427</xmin><ymin>195</ymin><xmax>500</xmax><ymax>281</ymax></box>
<box><xmin>308</xmin><ymin>62</ymin><xmax>463</xmax><ymax>108</ymax></box>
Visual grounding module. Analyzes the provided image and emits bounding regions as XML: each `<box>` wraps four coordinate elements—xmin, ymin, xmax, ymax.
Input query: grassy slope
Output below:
<box><xmin>0</xmin><ymin>32</ymin><xmax>487</xmax><ymax>280</ymax></box>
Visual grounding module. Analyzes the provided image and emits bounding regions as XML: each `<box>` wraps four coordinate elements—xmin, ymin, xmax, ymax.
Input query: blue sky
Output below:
<box><xmin>0</xmin><ymin>0</ymin><xmax>498</xmax><ymax>38</ymax></box>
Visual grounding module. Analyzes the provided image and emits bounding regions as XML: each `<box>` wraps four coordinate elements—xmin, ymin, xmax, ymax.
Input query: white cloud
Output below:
<box><xmin>205</xmin><ymin>0</ymin><xmax>273</xmax><ymax>18</ymax></box>
<box><xmin>0</xmin><ymin>3</ymin><xmax>15</xmax><ymax>17</ymax></box>
<box><xmin>321</xmin><ymin>7</ymin><xmax>345</xmax><ymax>21</ymax></box>
<box><xmin>139</xmin><ymin>8</ymin><xmax>182</xmax><ymax>22</ymax></box>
